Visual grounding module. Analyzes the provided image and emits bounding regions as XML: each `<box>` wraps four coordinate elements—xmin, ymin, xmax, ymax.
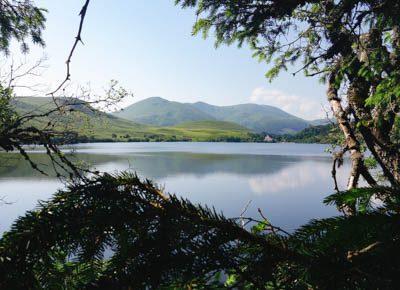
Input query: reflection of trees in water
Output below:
<box><xmin>0</xmin><ymin>152</ymin><xmax>331</xmax><ymax>179</ymax></box>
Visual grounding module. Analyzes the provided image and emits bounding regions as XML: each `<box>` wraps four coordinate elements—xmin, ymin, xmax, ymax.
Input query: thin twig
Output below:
<box><xmin>240</xmin><ymin>200</ymin><xmax>252</xmax><ymax>228</ymax></box>
<box><xmin>47</xmin><ymin>0</ymin><xmax>91</xmax><ymax>97</ymax></box>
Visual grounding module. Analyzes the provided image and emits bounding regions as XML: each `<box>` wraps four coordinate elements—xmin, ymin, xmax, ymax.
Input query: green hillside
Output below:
<box><xmin>11</xmin><ymin>97</ymin><xmax>253</xmax><ymax>142</ymax></box>
<box><xmin>113</xmin><ymin>97</ymin><xmax>215</xmax><ymax>126</ymax></box>
<box><xmin>113</xmin><ymin>97</ymin><xmax>311</xmax><ymax>134</ymax></box>
<box><xmin>11</xmin><ymin>97</ymin><xmax>154</xmax><ymax>141</ymax></box>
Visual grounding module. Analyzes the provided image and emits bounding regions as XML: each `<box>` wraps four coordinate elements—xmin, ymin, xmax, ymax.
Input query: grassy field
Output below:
<box><xmin>153</xmin><ymin>120</ymin><xmax>251</xmax><ymax>141</ymax></box>
<box><xmin>58</xmin><ymin>117</ymin><xmax>253</xmax><ymax>142</ymax></box>
<box><xmin>76</xmin><ymin>119</ymin><xmax>252</xmax><ymax>142</ymax></box>
<box><xmin>60</xmin><ymin>118</ymin><xmax>253</xmax><ymax>142</ymax></box>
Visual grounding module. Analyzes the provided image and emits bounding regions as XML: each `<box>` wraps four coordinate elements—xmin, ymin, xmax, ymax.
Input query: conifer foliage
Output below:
<box><xmin>0</xmin><ymin>0</ymin><xmax>46</xmax><ymax>54</ymax></box>
<box><xmin>0</xmin><ymin>173</ymin><xmax>399</xmax><ymax>289</ymax></box>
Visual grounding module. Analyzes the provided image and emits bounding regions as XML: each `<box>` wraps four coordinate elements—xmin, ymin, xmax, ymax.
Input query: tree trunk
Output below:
<box><xmin>327</xmin><ymin>73</ymin><xmax>370</xmax><ymax>215</ymax></box>
<box><xmin>327</xmin><ymin>73</ymin><xmax>375</xmax><ymax>192</ymax></box>
<box><xmin>348</xmin><ymin>32</ymin><xmax>400</xmax><ymax>187</ymax></box>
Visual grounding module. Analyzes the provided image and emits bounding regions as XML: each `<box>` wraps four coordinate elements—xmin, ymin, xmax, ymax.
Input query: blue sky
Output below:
<box><xmin>14</xmin><ymin>1</ymin><xmax>327</xmax><ymax>120</ymax></box>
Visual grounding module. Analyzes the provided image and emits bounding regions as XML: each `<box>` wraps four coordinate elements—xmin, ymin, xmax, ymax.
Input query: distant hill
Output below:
<box><xmin>11</xmin><ymin>97</ymin><xmax>153</xmax><ymax>140</ymax></box>
<box><xmin>11</xmin><ymin>97</ymin><xmax>253</xmax><ymax>142</ymax></box>
<box><xmin>190</xmin><ymin>101</ymin><xmax>310</xmax><ymax>134</ymax></box>
<box><xmin>13</xmin><ymin>97</ymin><xmax>333</xmax><ymax>143</ymax></box>
<box><xmin>113</xmin><ymin>97</ymin><xmax>310</xmax><ymax>134</ymax></box>
<box><xmin>113</xmin><ymin>97</ymin><xmax>215</xmax><ymax>126</ymax></box>
<box><xmin>12</xmin><ymin>96</ymin><xmax>106</xmax><ymax>117</ymax></box>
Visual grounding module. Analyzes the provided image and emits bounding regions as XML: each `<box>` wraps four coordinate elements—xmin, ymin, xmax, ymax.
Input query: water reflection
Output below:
<box><xmin>248</xmin><ymin>161</ymin><xmax>349</xmax><ymax>195</ymax></box>
<box><xmin>0</xmin><ymin>143</ymin><xmax>346</xmax><ymax>233</ymax></box>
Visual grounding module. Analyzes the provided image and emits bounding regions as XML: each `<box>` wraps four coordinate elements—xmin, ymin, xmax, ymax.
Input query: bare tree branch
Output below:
<box><xmin>47</xmin><ymin>0</ymin><xmax>91</xmax><ymax>97</ymax></box>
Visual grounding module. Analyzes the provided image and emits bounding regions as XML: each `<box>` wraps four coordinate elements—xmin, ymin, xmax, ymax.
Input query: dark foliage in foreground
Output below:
<box><xmin>0</xmin><ymin>173</ymin><xmax>399</xmax><ymax>289</ymax></box>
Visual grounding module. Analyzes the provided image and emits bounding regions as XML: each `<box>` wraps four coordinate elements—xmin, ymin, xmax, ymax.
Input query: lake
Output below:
<box><xmin>0</xmin><ymin>142</ymin><xmax>349</xmax><ymax>233</ymax></box>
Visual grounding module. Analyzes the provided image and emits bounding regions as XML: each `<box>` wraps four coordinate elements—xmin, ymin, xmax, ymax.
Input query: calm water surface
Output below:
<box><xmin>0</xmin><ymin>142</ymin><xmax>349</xmax><ymax>233</ymax></box>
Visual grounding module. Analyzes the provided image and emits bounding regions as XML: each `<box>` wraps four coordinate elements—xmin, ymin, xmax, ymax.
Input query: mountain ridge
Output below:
<box><xmin>11</xmin><ymin>97</ymin><xmax>253</xmax><ymax>142</ymax></box>
<box><xmin>114</xmin><ymin>97</ymin><xmax>216</xmax><ymax>127</ymax></box>
<box><xmin>114</xmin><ymin>97</ymin><xmax>311</xmax><ymax>134</ymax></box>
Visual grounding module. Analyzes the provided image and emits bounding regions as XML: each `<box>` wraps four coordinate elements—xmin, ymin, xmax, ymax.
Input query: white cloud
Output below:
<box><xmin>249</xmin><ymin>87</ymin><xmax>327</xmax><ymax>120</ymax></box>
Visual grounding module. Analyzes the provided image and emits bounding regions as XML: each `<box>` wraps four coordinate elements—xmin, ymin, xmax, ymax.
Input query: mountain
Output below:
<box><xmin>12</xmin><ymin>96</ymin><xmax>318</xmax><ymax>142</ymax></box>
<box><xmin>12</xmin><ymin>96</ymin><xmax>106</xmax><ymax>117</ymax></box>
<box><xmin>114</xmin><ymin>97</ymin><xmax>310</xmax><ymax>134</ymax></box>
<box><xmin>190</xmin><ymin>101</ymin><xmax>309</xmax><ymax>134</ymax></box>
<box><xmin>11</xmin><ymin>97</ymin><xmax>253</xmax><ymax>142</ymax></box>
<box><xmin>113</xmin><ymin>97</ymin><xmax>215</xmax><ymax>126</ymax></box>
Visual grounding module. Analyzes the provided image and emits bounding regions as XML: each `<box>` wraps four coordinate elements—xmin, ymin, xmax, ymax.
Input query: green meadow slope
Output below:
<box><xmin>158</xmin><ymin>120</ymin><xmax>251</xmax><ymax>141</ymax></box>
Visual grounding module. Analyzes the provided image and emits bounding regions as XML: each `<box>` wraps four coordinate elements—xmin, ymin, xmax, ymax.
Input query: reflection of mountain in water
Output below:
<box><xmin>0</xmin><ymin>151</ymin><xmax>331</xmax><ymax>180</ymax></box>
<box><xmin>123</xmin><ymin>152</ymin><xmax>330</xmax><ymax>179</ymax></box>
<box><xmin>0</xmin><ymin>152</ymin><xmax>329</xmax><ymax>179</ymax></box>
<box><xmin>0</xmin><ymin>149</ymin><xmax>344</xmax><ymax>234</ymax></box>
